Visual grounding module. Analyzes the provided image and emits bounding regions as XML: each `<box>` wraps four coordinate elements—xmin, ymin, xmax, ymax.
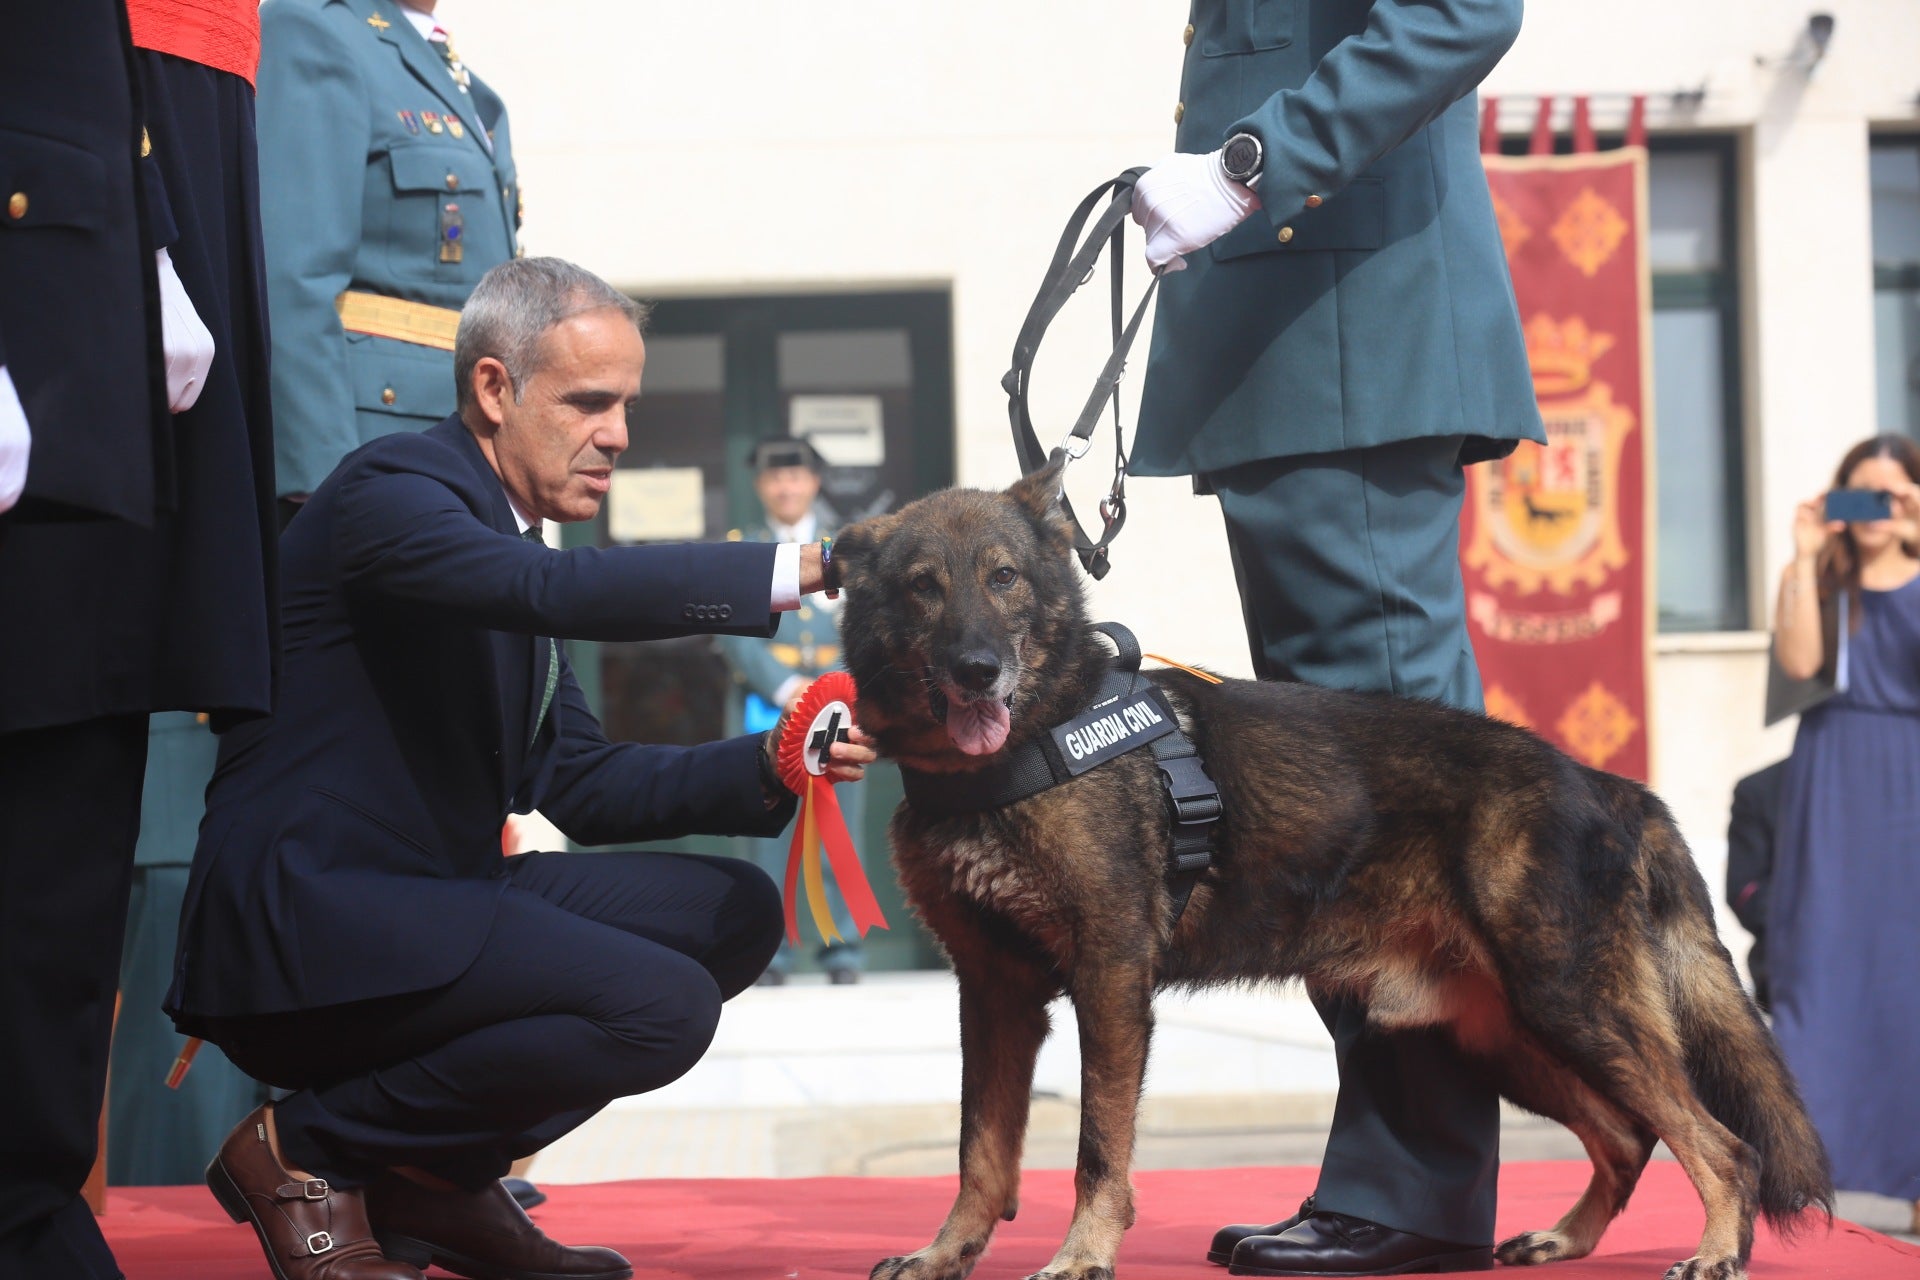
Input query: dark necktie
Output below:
<box><xmin>524</xmin><ymin>526</ymin><xmax>558</xmax><ymax>747</ymax></box>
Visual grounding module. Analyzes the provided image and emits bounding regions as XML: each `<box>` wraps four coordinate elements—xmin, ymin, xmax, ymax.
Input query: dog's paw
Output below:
<box><xmin>870</xmin><ymin>1243</ymin><xmax>984</xmax><ymax>1280</ymax></box>
<box><xmin>1025</xmin><ymin>1267</ymin><xmax>1114</xmax><ymax>1280</ymax></box>
<box><xmin>1496</xmin><ymin>1231</ymin><xmax>1567</xmax><ymax>1266</ymax></box>
<box><xmin>1662</xmin><ymin>1256</ymin><xmax>1745</xmax><ymax>1280</ymax></box>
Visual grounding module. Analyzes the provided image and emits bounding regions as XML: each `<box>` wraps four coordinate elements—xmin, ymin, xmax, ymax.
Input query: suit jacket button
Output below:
<box><xmin>1305</xmin><ymin>194</ymin><xmax>1323</xmax><ymax>208</ymax></box>
<box><xmin>445</xmin><ymin>173</ymin><xmax>460</xmax><ymax>190</ymax></box>
<box><xmin>683</xmin><ymin>604</ymin><xmax>695</xmax><ymax>619</ymax></box>
<box><xmin>381</xmin><ymin>386</ymin><xmax>397</xmax><ymax>405</ymax></box>
<box><xmin>720</xmin><ymin>605</ymin><xmax>732</xmax><ymax>620</ymax></box>
<box><xmin>1277</xmin><ymin>226</ymin><xmax>1294</xmax><ymax>244</ymax></box>
<box><xmin>1182</xmin><ymin>23</ymin><xmax>1194</xmax><ymax>45</ymax></box>
<box><xmin>6</xmin><ymin>192</ymin><xmax>25</xmax><ymax>220</ymax></box>
<box><xmin>1173</xmin><ymin>102</ymin><xmax>1185</xmax><ymax>125</ymax></box>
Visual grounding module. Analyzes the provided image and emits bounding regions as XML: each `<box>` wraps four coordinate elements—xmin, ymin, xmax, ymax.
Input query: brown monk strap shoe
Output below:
<box><xmin>368</xmin><ymin>1174</ymin><xmax>633</xmax><ymax>1280</ymax></box>
<box><xmin>206</xmin><ymin>1105</ymin><xmax>420</xmax><ymax>1280</ymax></box>
<box><xmin>1209</xmin><ymin>1195</ymin><xmax>1316</xmax><ymax>1265</ymax></box>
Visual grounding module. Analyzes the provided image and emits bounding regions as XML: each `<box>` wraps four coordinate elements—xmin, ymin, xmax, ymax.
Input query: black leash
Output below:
<box><xmin>1002</xmin><ymin>169</ymin><xmax>1160</xmax><ymax>580</ymax></box>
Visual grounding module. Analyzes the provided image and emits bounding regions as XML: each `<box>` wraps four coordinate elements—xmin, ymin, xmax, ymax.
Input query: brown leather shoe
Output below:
<box><xmin>368</xmin><ymin>1174</ymin><xmax>633</xmax><ymax>1280</ymax></box>
<box><xmin>206</xmin><ymin>1105</ymin><xmax>420</xmax><ymax>1280</ymax></box>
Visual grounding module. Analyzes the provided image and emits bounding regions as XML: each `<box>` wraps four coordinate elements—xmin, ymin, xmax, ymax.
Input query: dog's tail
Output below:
<box><xmin>1643</xmin><ymin>798</ymin><xmax>1834</xmax><ymax>1236</ymax></box>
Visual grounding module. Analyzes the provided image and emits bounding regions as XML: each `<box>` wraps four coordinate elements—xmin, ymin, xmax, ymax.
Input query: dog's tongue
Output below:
<box><xmin>948</xmin><ymin>697</ymin><xmax>1011</xmax><ymax>756</ymax></box>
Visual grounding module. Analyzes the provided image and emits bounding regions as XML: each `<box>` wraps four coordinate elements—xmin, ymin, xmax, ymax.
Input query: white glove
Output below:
<box><xmin>1131</xmin><ymin>149</ymin><xmax>1262</xmax><ymax>273</ymax></box>
<box><xmin>156</xmin><ymin>247</ymin><xmax>214</xmax><ymax>412</ymax></box>
<box><xmin>0</xmin><ymin>365</ymin><xmax>28</xmax><ymax>513</ymax></box>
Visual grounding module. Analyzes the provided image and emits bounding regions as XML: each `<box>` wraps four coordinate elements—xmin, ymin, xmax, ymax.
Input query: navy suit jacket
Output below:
<box><xmin>168</xmin><ymin>416</ymin><xmax>797</xmax><ymax>1022</ymax></box>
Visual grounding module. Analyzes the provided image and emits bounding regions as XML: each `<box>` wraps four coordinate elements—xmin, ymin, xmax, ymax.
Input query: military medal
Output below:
<box><xmin>447</xmin><ymin>117</ymin><xmax>465</xmax><ymax>139</ymax></box>
<box><xmin>438</xmin><ymin>202</ymin><xmax>464</xmax><ymax>263</ymax></box>
<box><xmin>398</xmin><ymin>109</ymin><xmax>420</xmax><ymax>135</ymax></box>
<box><xmin>422</xmin><ymin>110</ymin><xmax>444</xmax><ymax>135</ymax></box>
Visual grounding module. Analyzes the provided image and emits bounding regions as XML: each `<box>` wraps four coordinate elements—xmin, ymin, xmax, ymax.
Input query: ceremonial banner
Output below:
<box><xmin>1464</xmin><ymin>141</ymin><xmax>1654</xmax><ymax>780</ymax></box>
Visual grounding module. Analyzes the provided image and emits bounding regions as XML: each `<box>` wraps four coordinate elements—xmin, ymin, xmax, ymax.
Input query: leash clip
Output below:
<box><xmin>1059</xmin><ymin>433</ymin><xmax>1092</xmax><ymax>461</ymax></box>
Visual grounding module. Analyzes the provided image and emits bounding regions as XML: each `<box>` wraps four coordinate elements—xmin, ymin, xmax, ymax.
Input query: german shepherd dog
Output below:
<box><xmin>829</xmin><ymin>459</ymin><xmax>1832</xmax><ymax>1280</ymax></box>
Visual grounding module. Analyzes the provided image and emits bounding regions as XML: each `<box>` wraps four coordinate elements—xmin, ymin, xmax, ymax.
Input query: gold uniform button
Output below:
<box><xmin>381</xmin><ymin>386</ymin><xmax>397</xmax><ymax>405</ymax></box>
<box><xmin>1305</xmin><ymin>194</ymin><xmax>1323</xmax><ymax>209</ymax></box>
<box><xmin>194</xmin><ymin>712</ymin><xmax>209</xmax><ymax>725</ymax></box>
<box><xmin>1174</xmin><ymin>102</ymin><xmax>1185</xmax><ymax>124</ymax></box>
<box><xmin>1183</xmin><ymin>23</ymin><xmax>1195</xmax><ymax>45</ymax></box>
<box><xmin>1277</xmin><ymin>226</ymin><xmax>1295</xmax><ymax>244</ymax></box>
<box><xmin>7</xmin><ymin>192</ymin><xmax>26</xmax><ymax>220</ymax></box>
<box><xmin>445</xmin><ymin>173</ymin><xmax>460</xmax><ymax>190</ymax></box>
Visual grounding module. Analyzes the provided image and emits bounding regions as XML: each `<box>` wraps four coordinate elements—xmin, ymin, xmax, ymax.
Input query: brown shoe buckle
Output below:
<box><xmin>277</xmin><ymin>1178</ymin><xmax>331</xmax><ymax>1200</ymax></box>
<box><xmin>305</xmin><ymin>1230</ymin><xmax>335</xmax><ymax>1256</ymax></box>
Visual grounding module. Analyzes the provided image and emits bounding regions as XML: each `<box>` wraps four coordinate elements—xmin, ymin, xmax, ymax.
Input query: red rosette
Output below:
<box><xmin>771</xmin><ymin>671</ymin><xmax>888</xmax><ymax>945</ymax></box>
<box><xmin>774</xmin><ymin>670</ymin><xmax>859</xmax><ymax>792</ymax></box>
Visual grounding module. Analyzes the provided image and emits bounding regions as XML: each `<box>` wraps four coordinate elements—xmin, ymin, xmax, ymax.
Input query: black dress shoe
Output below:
<box><xmin>1228</xmin><ymin>1212</ymin><xmax>1492</xmax><ymax>1276</ymax></box>
<box><xmin>827</xmin><ymin>968</ymin><xmax>861</xmax><ymax>985</ymax></box>
<box><xmin>502</xmin><ymin>1177</ymin><xmax>546</xmax><ymax>1212</ymax></box>
<box><xmin>1207</xmin><ymin>1195</ymin><xmax>1315</xmax><ymax>1264</ymax></box>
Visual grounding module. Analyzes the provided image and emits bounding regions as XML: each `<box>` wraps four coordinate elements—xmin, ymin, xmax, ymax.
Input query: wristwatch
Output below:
<box><xmin>1221</xmin><ymin>132</ymin><xmax>1264</xmax><ymax>185</ymax></box>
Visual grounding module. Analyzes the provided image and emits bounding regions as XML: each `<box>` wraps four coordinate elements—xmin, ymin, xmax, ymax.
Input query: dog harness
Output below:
<box><xmin>898</xmin><ymin>623</ymin><xmax>1222</xmax><ymax>926</ymax></box>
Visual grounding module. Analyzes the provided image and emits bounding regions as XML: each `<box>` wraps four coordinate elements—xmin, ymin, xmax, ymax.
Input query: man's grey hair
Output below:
<box><xmin>454</xmin><ymin>257</ymin><xmax>652</xmax><ymax>411</ymax></box>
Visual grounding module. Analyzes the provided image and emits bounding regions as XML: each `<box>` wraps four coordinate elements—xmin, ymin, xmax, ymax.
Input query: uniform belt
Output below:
<box><xmin>336</xmin><ymin>290</ymin><xmax>461</xmax><ymax>351</ymax></box>
<box><xmin>769</xmin><ymin>643</ymin><xmax>840</xmax><ymax>668</ymax></box>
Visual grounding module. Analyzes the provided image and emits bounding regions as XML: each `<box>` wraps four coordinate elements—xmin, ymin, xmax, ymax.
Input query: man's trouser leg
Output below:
<box><xmin>210</xmin><ymin>850</ymin><xmax>783</xmax><ymax>1188</ymax></box>
<box><xmin>0</xmin><ymin>715</ymin><xmax>148</xmax><ymax>1280</ymax></box>
<box><xmin>1210</xmin><ymin>437</ymin><xmax>1498</xmax><ymax>1246</ymax></box>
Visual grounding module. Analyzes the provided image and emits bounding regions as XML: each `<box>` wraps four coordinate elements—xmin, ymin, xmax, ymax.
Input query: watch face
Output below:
<box><xmin>1225</xmin><ymin>136</ymin><xmax>1259</xmax><ymax>180</ymax></box>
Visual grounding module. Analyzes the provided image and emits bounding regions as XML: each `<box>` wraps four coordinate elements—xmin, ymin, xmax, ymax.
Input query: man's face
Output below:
<box><xmin>482</xmin><ymin>308</ymin><xmax>643</xmax><ymax>523</ymax></box>
<box><xmin>756</xmin><ymin>464</ymin><xmax>821</xmax><ymax>528</ymax></box>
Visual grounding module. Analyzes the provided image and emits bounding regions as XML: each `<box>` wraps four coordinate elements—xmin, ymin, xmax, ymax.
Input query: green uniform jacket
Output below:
<box><xmin>1134</xmin><ymin>0</ymin><xmax>1545</xmax><ymax>476</ymax></box>
<box><xmin>259</xmin><ymin>0</ymin><xmax>520</xmax><ymax>496</ymax></box>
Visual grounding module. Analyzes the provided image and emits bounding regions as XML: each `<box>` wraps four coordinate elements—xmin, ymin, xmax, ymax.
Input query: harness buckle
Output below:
<box><xmin>1059</xmin><ymin>433</ymin><xmax>1091</xmax><ymax>460</ymax></box>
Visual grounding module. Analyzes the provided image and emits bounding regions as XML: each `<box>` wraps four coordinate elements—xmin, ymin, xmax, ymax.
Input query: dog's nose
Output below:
<box><xmin>951</xmin><ymin>650</ymin><xmax>1001</xmax><ymax>693</ymax></box>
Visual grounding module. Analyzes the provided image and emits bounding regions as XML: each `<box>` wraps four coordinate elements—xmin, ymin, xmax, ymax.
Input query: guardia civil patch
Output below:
<box><xmin>1047</xmin><ymin>684</ymin><xmax>1177</xmax><ymax>777</ymax></box>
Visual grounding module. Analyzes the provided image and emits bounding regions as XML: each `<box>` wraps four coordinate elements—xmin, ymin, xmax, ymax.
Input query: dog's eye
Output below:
<box><xmin>911</xmin><ymin>572</ymin><xmax>938</xmax><ymax>594</ymax></box>
<box><xmin>991</xmin><ymin>567</ymin><xmax>1019</xmax><ymax>587</ymax></box>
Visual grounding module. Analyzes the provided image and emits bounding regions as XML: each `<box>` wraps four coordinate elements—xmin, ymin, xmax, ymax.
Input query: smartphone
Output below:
<box><xmin>1824</xmin><ymin>489</ymin><xmax>1893</xmax><ymax>522</ymax></box>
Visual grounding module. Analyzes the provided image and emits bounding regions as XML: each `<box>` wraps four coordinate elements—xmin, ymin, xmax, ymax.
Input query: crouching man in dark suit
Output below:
<box><xmin>165</xmin><ymin>258</ymin><xmax>873</xmax><ymax>1280</ymax></box>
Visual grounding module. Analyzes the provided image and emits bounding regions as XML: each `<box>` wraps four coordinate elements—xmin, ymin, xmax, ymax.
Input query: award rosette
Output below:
<box><xmin>773</xmin><ymin>671</ymin><xmax>889</xmax><ymax>947</ymax></box>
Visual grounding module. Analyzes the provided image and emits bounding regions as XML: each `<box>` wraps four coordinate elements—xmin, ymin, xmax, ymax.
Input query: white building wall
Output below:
<box><xmin>452</xmin><ymin>0</ymin><xmax>1920</xmax><ymax>953</ymax></box>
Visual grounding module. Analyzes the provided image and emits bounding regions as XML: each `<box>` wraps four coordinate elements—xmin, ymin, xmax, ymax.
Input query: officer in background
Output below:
<box><xmin>718</xmin><ymin>437</ymin><xmax>868</xmax><ymax>985</ymax></box>
<box><xmin>258</xmin><ymin>0</ymin><xmax>521</xmax><ymax>518</ymax></box>
<box><xmin>1127</xmin><ymin>0</ymin><xmax>1543</xmax><ymax>1274</ymax></box>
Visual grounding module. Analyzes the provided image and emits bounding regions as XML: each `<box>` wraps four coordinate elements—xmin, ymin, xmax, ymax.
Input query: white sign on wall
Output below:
<box><xmin>790</xmin><ymin>395</ymin><xmax>885</xmax><ymax>467</ymax></box>
<box><xmin>607</xmin><ymin>466</ymin><xmax>705</xmax><ymax>542</ymax></box>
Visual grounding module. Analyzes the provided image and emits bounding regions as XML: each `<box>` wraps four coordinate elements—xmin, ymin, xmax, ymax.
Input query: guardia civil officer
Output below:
<box><xmin>717</xmin><ymin>437</ymin><xmax>869</xmax><ymax>985</ymax></box>
<box><xmin>0</xmin><ymin>2</ymin><xmax>276</xmax><ymax>1275</ymax></box>
<box><xmin>1128</xmin><ymin>2</ymin><xmax>1546</xmax><ymax>1275</ymax></box>
<box><xmin>258</xmin><ymin>0</ymin><xmax>522</xmax><ymax>513</ymax></box>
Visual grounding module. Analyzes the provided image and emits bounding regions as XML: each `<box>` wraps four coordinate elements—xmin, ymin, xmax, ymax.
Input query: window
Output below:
<box><xmin>1871</xmin><ymin>135</ymin><xmax>1920</xmax><ymax>438</ymax></box>
<box><xmin>1646</xmin><ymin>139</ymin><xmax>1746</xmax><ymax>633</ymax></box>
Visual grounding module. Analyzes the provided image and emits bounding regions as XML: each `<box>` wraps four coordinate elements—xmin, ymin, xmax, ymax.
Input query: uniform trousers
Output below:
<box><xmin>203</xmin><ymin>850</ymin><xmax>783</xmax><ymax>1189</ymax></box>
<box><xmin>0</xmin><ymin>714</ymin><xmax>150</xmax><ymax>1280</ymax></box>
<box><xmin>1209</xmin><ymin>435</ymin><xmax>1499</xmax><ymax>1246</ymax></box>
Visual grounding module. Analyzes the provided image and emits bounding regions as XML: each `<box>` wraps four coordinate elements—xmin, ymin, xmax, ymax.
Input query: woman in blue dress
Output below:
<box><xmin>1769</xmin><ymin>433</ymin><xmax>1920</xmax><ymax>1230</ymax></box>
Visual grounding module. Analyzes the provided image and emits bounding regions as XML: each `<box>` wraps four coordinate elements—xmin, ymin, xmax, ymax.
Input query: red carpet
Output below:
<box><xmin>102</xmin><ymin>1162</ymin><xmax>1919</xmax><ymax>1279</ymax></box>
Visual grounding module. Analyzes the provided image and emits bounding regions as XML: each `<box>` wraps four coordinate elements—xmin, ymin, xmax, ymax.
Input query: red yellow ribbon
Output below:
<box><xmin>773</xmin><ymin>672</ymin><xmax>889</xmax><ymax>946</ymax></box>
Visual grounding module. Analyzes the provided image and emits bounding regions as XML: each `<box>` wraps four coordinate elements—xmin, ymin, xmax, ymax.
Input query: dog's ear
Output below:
<box><xmin>831</xmin><ymin>511</ymin><xmax>900</xmax><ymax>577</ymax></box>
<box><xmin>1007</xmin><ymin>453</ymin><xmax>1069</xmax><ymax>532</ymax></box>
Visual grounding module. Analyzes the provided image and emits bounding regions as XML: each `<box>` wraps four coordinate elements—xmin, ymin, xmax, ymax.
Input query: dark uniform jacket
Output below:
<box><xmin>0</xmin><ymin>0</ymin><xmax>274</xmax><ymax>735</ymax></box>
<box><xmin>167</xmin><ymin>416</ymin><xmax>797</xmax><ymax>1024</ymax></box>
